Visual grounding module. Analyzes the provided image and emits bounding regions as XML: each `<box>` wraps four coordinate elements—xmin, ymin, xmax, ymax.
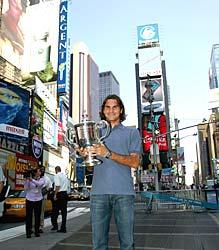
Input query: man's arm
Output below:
<box><xmin>92</xmin><ymin>144</ymin><xmax>141</xmax><ymax>169</ymax></box>
<box><xmin>109</xmin><ymin>152</ymin><xmax>140</xmax><ymax>169</ymax></box>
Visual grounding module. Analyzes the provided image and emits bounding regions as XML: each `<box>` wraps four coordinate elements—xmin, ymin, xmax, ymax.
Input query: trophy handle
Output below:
<box><xmin>95</xmin><ymin>120</ymin><xmax>110</xmax><ymax>143</ymax></box>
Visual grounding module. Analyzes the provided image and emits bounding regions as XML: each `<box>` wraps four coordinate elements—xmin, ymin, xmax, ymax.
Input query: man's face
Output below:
<box><xmin>103</xmin><ymin>99</ymin><xmax>122</xmax><ymax>124</ymax></box>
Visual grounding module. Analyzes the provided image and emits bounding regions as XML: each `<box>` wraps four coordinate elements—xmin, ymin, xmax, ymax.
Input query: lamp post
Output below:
<box><xmin>144</xmin><ymin>75</ymin><xmax>159</xmax><ymax>191</ymax></box>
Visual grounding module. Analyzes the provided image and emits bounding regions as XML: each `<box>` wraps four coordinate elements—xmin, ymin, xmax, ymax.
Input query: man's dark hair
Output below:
<box><xmin>55</xmin><ymin>166</ymin><xmax>61</xmax><ymax>172</ymax></box>
<box><xmin>99</xmin><ymin>94</ymin><xmax>126</xmax><ymax>122</ymax></box>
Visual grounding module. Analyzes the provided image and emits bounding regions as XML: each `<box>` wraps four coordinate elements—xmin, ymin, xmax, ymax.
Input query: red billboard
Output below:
<box><xmin>142</xmin><ymin>113</ymin><xmax>168</xmax><ymax>152</ymax></box>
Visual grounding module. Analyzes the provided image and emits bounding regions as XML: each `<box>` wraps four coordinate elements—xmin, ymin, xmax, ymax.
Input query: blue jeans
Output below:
<box><xmin>90</xmin><ymin>194</ymin><xmax>135</xmax><ymax>250</ymax></box>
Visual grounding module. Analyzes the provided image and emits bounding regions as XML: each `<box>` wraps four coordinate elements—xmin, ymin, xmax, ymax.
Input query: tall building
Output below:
<box><xmin>70</xmin><ymin>42</ymin><xmax>99</xmax><ymax>123</ymax></box>
<box><xmin>99</xmin><ymin>71</ymin><xmax>120</xmax><ymax>110</ymax></box>
<box><xmin>209</xmin><ymin>44</ymin><xmax>219</xmax><ymax>89</ymax></box>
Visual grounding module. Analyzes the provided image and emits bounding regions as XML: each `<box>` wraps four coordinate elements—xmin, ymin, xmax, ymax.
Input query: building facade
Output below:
<box><xmin>70</xmin><ymin>42</ymin><xmax>99</xmax><ymax>123</ymax></box>
<box><xmin>99</xmin><ymin>71</ymin><xmax>120</xmax><ymax>110</ymax></box>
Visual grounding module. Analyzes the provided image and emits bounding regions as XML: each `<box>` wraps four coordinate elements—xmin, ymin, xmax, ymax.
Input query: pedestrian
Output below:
<box><xmin>77</xmin><ymin>94</ymin><xmax>142</xmax><ymax>250</ymax></box>
<box><xmin>24</xmin><ymin>167</ymin><xmax>45</xmax><ymax>238</ymax></box>
<box><xmin>38</xmin><ymin>166</ymin><xmax>52</xmax><ymax>233</ymax></box>
<box><xmin>50</xmin><ymin>166</ymin><xmax>68</xmax><ymax>233</ymax></box>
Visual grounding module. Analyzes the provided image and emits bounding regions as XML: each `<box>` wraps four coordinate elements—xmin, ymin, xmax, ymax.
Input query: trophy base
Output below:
<box><xmin>81</xmin><ymin>158</ymin><xmax>102</xmax><ymax>167</ymax></box>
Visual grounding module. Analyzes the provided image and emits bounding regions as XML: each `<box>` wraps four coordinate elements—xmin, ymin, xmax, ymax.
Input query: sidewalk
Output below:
<box><xmin>51</xmin><ymin>209</ymin><xmax>219</xmax><ymax>250</ymax></box>
<box><xmin>1</xmin><ymin>208</ymin><xmax>219</xmax><ymax>250</ymax></box>
<box><xmin>0</xmin><ymin>208</ymin><xmax>90</xmax><ymax>250</ymax></box>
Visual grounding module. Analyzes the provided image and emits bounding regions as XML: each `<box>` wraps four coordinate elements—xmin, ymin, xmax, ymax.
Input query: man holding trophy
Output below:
<box><xmin>77</xmin><ymin>94</ymin><xmax>142</xmax><ymax>250</ymax></box>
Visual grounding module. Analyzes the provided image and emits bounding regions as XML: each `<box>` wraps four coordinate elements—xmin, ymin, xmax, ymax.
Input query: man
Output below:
<box><xmin>78</xmin><ymin>94</ymin><xmax>142</xmax><ymax>249</ymax></box>
<box><xmin>51</xmin><ymin>166</ymin><xmax>68</xmax><ymax>233</ymax></box>
<box><xmin>38</xmin><ymin>166</ymin><xmax>52</xmax><ymax>233</ymax></box>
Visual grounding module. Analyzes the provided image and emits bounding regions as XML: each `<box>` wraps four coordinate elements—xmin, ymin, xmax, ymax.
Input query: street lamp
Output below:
<box><xmin>144</xmin><ymin>75</ymin><xmax>159</xmax><ymax>191</ymax></box>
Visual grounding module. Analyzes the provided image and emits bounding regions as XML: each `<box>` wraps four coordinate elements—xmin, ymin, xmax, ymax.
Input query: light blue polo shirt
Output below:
<box><xmin>91</xmin><ymin>123</ymin><xmax>142</xmax><ymax>195</ymax></box>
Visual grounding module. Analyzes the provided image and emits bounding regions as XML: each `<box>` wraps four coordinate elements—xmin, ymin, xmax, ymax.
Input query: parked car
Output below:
<box><xmin>4</xmin><ymin>190</ymin><xmax>52</xmax><ymax>218</ymax></box>
<box><xmin>68</xmin><ymin>189</ymin><xmax>81</xmax><ymax>201</ymax></box>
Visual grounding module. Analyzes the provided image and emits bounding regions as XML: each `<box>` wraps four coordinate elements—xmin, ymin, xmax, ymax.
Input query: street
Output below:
<box><xmin>1</xmin><ymin>202</ymin><xmax>219</xmax><ymax>249</ymax></box>
<box><xmin>0</xmin><ymin>201</ymin><xmax>89</xmax><ymax>233</ymax></box>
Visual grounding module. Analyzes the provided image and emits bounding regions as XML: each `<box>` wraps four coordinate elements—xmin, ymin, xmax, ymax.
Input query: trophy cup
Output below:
<box><xmin>73</xmin><ymin>117</ymin><xmax>110</xmax><ymax>167</ymax></box>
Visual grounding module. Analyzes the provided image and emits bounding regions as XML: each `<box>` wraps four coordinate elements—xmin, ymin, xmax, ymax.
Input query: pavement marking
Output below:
<box><xmin>57</xmin><ymin>242</ymin><xmax>185</xmax><ymax>250</ymax></box>
<box><xmin>208</xmin><ymin>212</ymin><xmax>219</xmax><ymax>226</ymax></box>
<box><xmin>75</xmin><ymin>231</ymin><xmax>219</xmax><ymax>236</ymax></box>
<box><xmin>0</xmin><ymin>207</ymin><xmax>90</xmax><ymax>242</ymax></box>
<box><xmin>135</xmin><ymin>223</ymin><xmax>218</xmax><ymax>227</ymax></box>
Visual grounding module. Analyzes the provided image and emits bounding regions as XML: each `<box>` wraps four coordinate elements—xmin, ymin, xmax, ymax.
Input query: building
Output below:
<box><xmin>70</xmin><ymin>42</ymin><xmax>99</xmax><ymax>123</ymax></box>
<box><xmin>135</xmin><ymin>23</ymin><xmax>172</xmax><ymax>190</ymax></box>
<box><xmin>99</xmin><ymin>71</ymin><xmax>120</xmax><ymax>110</ymax></box>
<box><xmin>209</xmin><ymin>44</ymin><xmax>219</xmax><ymax>90</ymax></box>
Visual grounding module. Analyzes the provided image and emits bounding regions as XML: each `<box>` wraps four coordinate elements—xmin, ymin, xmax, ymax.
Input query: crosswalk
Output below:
<box><xmin>0</xmin><ymin>206</ymin><xmax>90</xmax><ymax>242</ymax></box>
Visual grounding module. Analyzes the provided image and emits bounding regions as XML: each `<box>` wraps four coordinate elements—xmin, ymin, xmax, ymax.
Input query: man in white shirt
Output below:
<box><xmin>39</xmin><ymin>167</ymin><xmax>52</xmax><ymax>233</ymax></box>
<box><xmin>51</xmin><ymin>166</ymin><xmax>68</xmax><ymax>233</ymax></box>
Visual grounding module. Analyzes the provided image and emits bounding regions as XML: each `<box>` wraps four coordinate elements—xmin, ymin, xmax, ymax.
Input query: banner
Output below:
<box><xmin>57</xmin><ymin>0</ymin><xmax>70</xmax><ymax>95</ymax></box>
<box><xmin>30</xmin><ymin>94</ymin><xmax>44</xmax><ymax>159</ymax></box>
<box><xmin>0</xmin><ymin>81</ymin><xmax>30</xmax><ymax>153</ymax></box>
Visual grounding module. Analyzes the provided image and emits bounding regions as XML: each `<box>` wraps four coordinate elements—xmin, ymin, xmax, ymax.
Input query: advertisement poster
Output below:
<box><xmin>142</xmin><ymin>113</ymin><xmax>168</xmax><ymax>152</ymax></box>
<box><xmin>140</xmin><ymin>77</ymin><xmax>164</xmax><ymax>114</ymax></box>
<box><xmin>59</xmin><ymin>100</ymin><xmax>69</xmax><ymax>142</ymax></box>
<box><xmin>43</xmin><ymin>111</ymin><xmax>58</xmax><ymax>149</ymax></box>
<box><xmin>21</xmin><ymin>1</ymin><xmax>59</xmax><ymax>86</ymax></box>
<box><xmin>30</xmin><ymin>94</ymin><xmax>44</xmax><ymax>159</ymax></box>
<box><xmin>0</xmin><ymin>0</ymin><xmax>27</xmax><ymax>68</ymax></box>
<box><xmin>138</xmin><ymin>47</ymin><xmax>162</xmax><ymax>77</ymax></box>
<box><xmin>0</xmin><ymin>80</ymin><xmax>30</xmax><ymax>153</ymax></box>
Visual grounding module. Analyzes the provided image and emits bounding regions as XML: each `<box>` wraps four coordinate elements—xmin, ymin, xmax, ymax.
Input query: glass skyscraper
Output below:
<box><xmin>99</xmin><ymin>71</ymin><xmax>120</xmax><ymax>110</ymax></box>
<box><xmin>209</xmin><ymin>44</ymin><xmax>219</xmax><ymax>89</ymax></box>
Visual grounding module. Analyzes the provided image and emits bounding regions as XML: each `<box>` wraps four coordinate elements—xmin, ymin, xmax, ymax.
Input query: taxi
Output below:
<box><xmin>4</xmin><ymin>190</ymin><xmax>52</xmax><ymax>218</ymax></box>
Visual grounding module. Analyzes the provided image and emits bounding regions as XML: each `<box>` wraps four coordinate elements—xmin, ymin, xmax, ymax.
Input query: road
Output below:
<box><xmin>0</xmin><ymin>201</ymin><xmax>89</xmax><ymax>232</ymax></box>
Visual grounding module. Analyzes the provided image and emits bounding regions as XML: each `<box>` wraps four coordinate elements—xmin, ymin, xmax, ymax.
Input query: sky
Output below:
<box><xmin>70</xmin><ymin>0</ymin><xmax>219</xmax><ymax>184</ymax></box>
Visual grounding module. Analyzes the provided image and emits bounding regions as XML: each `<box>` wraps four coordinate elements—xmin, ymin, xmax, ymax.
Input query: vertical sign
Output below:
<box><xmin>57</xmin><ymin>0</ymin><xmax>68</xmax><ymax>95</ymax></box>
<box><xmin>30</xmin><ymin>94</ymin><xmax>44</xmax><ymax>159</ymax></box>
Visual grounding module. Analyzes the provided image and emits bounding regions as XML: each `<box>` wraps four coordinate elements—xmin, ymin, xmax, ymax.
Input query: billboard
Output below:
<box><xmin>43</xmin><ymin>111</ymin><xmax>58</xmax><ymax>149</ymax></box>
<box><xmin>21</xmin><ymin>1</ymin><xmax>59</xmax><ymax>86</ymax></box>
<box><xmin>177</xmin><ymin>147</ymin><xmax>185</xmax><ymax>164</ymax></box>
<box><xmin>140</xmin><ymin>77</ymin><xmax>164</xmax><ymax>114</ymax></box>
<box><xmin>5</xmin><ymin>153</ymin><xmax>38</xmax><ymax>190</ymax></box>
<box><xmin>142</xmin><ymin>113</ymin><xmax>168</xmax><ymax>152</ymax></box>
<box><xmin>0</xmin><ymin>80</ymin><xmax>30</xmax><ymax>153</ymax></box>
<box><xmin>0</xmin><ymin>0</ymin><xmax>27</xmax><ymax>69</ymax></box>
<box><xmin>137</xmin><ymin>23</ymin><xmax>159</xmax><ymax>48</ymax></box>
<box><xmin>59</xmin><ymin>99</ymin><xmax>69</xmax><ymax>142</ymax></box>
<box><xmin>30</xmin><ymin>94</ymin><xmax>44</xmax><ymax>159</ymax></box>
<box><xmin>138</xmin><ymin>47</ymin><xmax>162</xmax><ymax>77</ymax></box>
<box><xmin>57</xmin><ymin>0</ymin><xmax>70</xmax><ymax>95</ymax></box>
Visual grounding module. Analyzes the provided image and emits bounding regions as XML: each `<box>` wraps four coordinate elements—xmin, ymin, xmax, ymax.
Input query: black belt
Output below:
<box><xmin>58</xmin><ymin>191</ymin><xmax>67</xmax><ymax>193</ymax></box>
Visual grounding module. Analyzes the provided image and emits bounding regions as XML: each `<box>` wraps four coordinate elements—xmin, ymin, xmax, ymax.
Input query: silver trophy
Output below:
<box><xmin>73</xmin><ymin>117</ymin><xmax>110</xmax><ymax>167</ymax></box>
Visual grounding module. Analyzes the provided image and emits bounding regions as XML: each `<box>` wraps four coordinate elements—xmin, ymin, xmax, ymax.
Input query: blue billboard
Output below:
<box><xmin>137</xmin><ymin>23</ymin><xmax>159</xmax><ymax>47</ymax></box>
<box><xmin>0</xmin><ymin>81</ymin><xmax>30</xmax><ymax>153</ymax></box>
<box><xmin>57</xmin><ymin>0</ymin><xmax>70</xmax><ymax>95</ymax></box>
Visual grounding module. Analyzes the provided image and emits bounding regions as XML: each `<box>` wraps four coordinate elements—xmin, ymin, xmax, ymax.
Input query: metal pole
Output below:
<box><xmin>151</xmin><ymin>114</ymin><xmax>159</xmax><ymax>191</ymax></box>
<box><xmin>146</xmin><ymin>75</ymin><xmax>159</xmax><ymax>191</ymax></box>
